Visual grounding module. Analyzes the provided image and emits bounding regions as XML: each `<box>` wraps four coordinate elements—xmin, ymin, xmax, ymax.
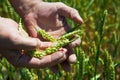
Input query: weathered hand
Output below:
<box><xmin>0</xmin><ymin>17</ymin><xmax>67</xmax><ymax>68</ymax></box>
<box><xmin>0</xmin><ymin>49</ymin><xmax>67</xmax><ymax>68</ymax></box>
<box><xmin>23</xmin><ymin>2</ymin><xmax>83</xmax><ymax>38</ymax></box>
<box><xmin>0</xmin><ymin>17</ymin><xmax>55</xmax><ymax>50</ymax></box>
<box><xmin>9</xmin><ymin>0</ymin><xmax>83</xmax><ymax>73</ymax></box>
<box><xmin>22</xmin><ymin>2</ymin><xmax>83</xmax><ymax>73</ymax></box>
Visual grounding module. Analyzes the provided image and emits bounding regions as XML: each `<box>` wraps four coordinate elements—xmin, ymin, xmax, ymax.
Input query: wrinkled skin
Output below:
<box><xmin>1</xmin><ymin>1</ymin><xmax>83</xmax><ymax>73</ymax></box>
<box><xmin>21</xmin><ymin>2</ymin><xmax>83</xmax><ymax>73</ymax></box>
<box><xmin>0</xmin><ymin>17</ymin><xmax>67</xmax><ymax>69</ymax></box>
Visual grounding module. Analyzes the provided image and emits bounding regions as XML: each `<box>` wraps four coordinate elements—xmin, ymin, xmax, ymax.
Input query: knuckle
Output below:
<box><xmin>58</xmin><ymin>52</ymin><xmax>67</xmax><ymax>61</ymax></box>
<box><xmin>70</xmin><ymin>8</ymin><xmax>79</xmax><ymax>17</ymax></box>
<box><xmin>71</xmin><ymin>8</ymin><xmax>78</xmax><ymax>13</ymax></box>
<box><xmin>56</xmin><ymin>2</ymin><xmax>65</xmax><ymax>6</ymax></box>
<box><xmin>57</xmin><ymin>52</ymin><xmax>64</xmax><ymax>58</ymax></box>
<box><xmin>74</xmin><ymin>9</ymin><xmax>79</xmax><ymax>13</ymax></box>
<box><xmin>34</xmin><ymin>38</ymin><xmax>41</xmax><ymax>48</ymax></box>
<box><xmin>56</xmin><ymin>2</ymin><xmax>66</xmax><ymax>10</ymax></box>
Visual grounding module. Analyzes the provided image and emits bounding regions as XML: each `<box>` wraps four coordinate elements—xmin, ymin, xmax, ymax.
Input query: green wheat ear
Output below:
<box><xmin>35</xmin><ymin>27</ymin><xmax>56</xmax><ymax>42</ymax></box>
<box><xmin>58</xmin><ymin>29</ymin><xmax>83</xmax><ymax>40</ymax></box>
<box><xmin>20</xmin><ymin>68</ymin><xmax>34</xmax><ymax>80</ymax></box>
<box><xmin>79</xmin><ymin>48</ymin><xmax>85</xmax><ymax>80</ymax></box>
<box><xmin>30</xmin><ymin>29</ymin><xmax>83</xmax><ymax>58</ymax></box>
<box><xmin>30</xmin><ymin>38</ymin><xmax>70</xmax><ymax>58</ymax></box>
<box><xmin>30</xmin><ymin>25</ymin><xmax>83</xmax><ymax>58</ymax></box>
<box><xmin>103</xmin><ymin>49</ymin><xmax>115</xmax><ymax>80</ymax></box>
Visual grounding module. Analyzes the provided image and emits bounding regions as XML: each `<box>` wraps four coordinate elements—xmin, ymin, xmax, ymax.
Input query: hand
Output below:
<box><xmin>0</xmin><ymin>17</ymin><xmax>67</xmax><ymax>68</ymax></box>
<box><xmin>9</xmin><ymin>0</ymin><xmax>83</xmax><ymax>73</ymax></box>
<box><xmin>23</xmin><ymin>2</ymin><xmax>83</xmax><ymax>38</ymax></box>
<box><xmin>21</xmin><ymin>2</ymin><xmax>83</xmax><ymax>73</ymax></box>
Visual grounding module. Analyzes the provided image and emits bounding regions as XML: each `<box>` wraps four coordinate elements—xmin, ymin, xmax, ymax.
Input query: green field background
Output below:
<box><xmin>0</xmin><ymin>0</ymin><xmax>120</xmax><ymax>80</ymax></box>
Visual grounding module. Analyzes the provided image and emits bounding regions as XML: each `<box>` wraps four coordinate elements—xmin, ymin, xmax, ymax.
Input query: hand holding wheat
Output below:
<box><xmin>8</xmin><ymin>0</ymin><xmax>83</xmax><ymax>73</ymax></box>
<box><xmin>0</xmin><ymin>17</ymin><xmax>67</xmax><ymax>69</ymax></box>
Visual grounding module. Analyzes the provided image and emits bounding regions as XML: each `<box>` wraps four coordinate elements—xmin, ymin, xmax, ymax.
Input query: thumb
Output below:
<box><xmin>56</xmin><ymin>2</ymin><xmax>83</xmax><ymax>24</ymax></box>
<box><xmin>23</xmin><ymin>13</ymin><xmax>38</xmax><ymax>37</ymax></box>
<box><xmin>11</xmin><ymin>36</ymin><xmax>53</xmax><ymax>50</ymax></box>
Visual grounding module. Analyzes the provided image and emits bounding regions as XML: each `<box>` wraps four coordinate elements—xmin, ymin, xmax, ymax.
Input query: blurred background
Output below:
<box><xmin>0</xmin><ymin>0</ymin><xmax>120</xmax><ymax>80</ymax></box>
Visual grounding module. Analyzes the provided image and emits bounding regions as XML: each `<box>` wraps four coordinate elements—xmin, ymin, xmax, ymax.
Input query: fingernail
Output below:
<box><xmin>77</xmin><ymin>15</ymin><xmax>83</xmax><ymax>23</ymax></box>
<box><xmin>68</xmin><ymin>54</ymin><xmax>77</xmax><ymax>64</ymax></box>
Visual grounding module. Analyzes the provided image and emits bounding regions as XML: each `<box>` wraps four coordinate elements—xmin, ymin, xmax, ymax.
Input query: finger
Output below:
<box><xmin>57</xmin><ymin>2</ymin><xmax>83</xmax><ymax>24</ymax></box>
<box><xmin>37</xmin><ymin>48</ymin><xmax>67</xmax><ymax>68</ymax></box>
<box><xmin>66</xmin><ymin>47</ymin><xmax>77</xmax><ymax>64</ymax></box>
<box><xmin>69</xmin><ymin>37</ymin><xmax>81</xmax><ymax>48</ymax></box>
<box><xmin>60</xmin><ymin>61</ymin><xmax>71</xmax><ymax>72</ymax></box>
<box><xmin>10</xmin><ymin>35</ymin><xmax>53</xmax><ymax>50</ymax></box>
<box><xmin>18</xmin><ymin>26</ymin><xmax>29</xmax><ymax>37</ymax></box>
<box><xmin>23</xmin><ymin>14</ymin><xmax>37</xmax><ymax>37</ymax></box>
<box><xmin>1</xmin><ymin>49</ymin><xmax>67</xmax><ymax>68</ymax></box>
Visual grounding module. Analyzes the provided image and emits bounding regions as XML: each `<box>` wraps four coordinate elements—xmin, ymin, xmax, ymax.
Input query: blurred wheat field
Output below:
<box><xmin>0</xmin><ymin>0</ymin><xmax>120</xmax><ymax>80</ymax></box>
